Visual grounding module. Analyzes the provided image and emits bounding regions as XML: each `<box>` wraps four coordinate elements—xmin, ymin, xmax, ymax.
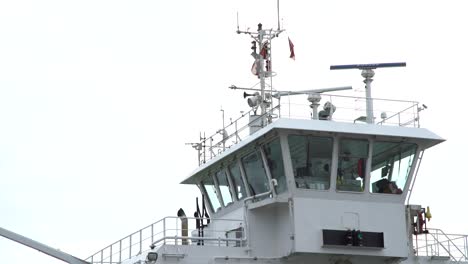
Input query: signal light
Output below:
<box><xmin>251</xmin><ymin>41</ymin><xmax>257</xmax><ymax>53</ymax></box>
<box><xmin>344</xmin><ymin>229</ymin><xmax>364</xmax><ymax>247</ymax></box>
<box><xmin>265</xmin><ymin>60</ymin><xmax>271</xmax><ymax>72</ymax></box>
<box><xmin>356</xmin><ymin>230</ymin><xmax>364</xmax><ymax>247</ymax></box>
<box><xmin>345</xmin><ymin>229</ymin><xmax>353</xmax><ymax>246</ymax></box>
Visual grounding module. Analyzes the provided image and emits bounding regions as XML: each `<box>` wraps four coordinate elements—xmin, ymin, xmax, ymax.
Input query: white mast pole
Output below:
<box><xmin>258</xmin><ymin>24</ymin><xmax>266</xmax><ymax>119</ymax></box>
<box><xmin>362</xmin><ymin>69</ymin><xmax>375</xmax><ymax>124</ymax></box>
<box><xmin>330</xmin><ymin>62</ymin><xmax>406</xmax><ymax>124</ymax></box>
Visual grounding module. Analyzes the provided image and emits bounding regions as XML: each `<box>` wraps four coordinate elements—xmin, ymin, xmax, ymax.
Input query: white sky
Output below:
<box><xmin>0</xmin><ymin>1</ymin><xmax>467</xmax><ymax>263</ymax></box>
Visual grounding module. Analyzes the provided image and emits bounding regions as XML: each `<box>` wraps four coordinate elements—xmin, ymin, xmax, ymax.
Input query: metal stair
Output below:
<box><xmin>414</xmin><ymin>228</ymin><xmax>468</xmax><ymax>263</ymax></box>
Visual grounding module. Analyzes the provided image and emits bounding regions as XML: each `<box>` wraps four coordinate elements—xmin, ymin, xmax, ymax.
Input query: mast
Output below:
<box><xmin>330</xmin><ymin>62</ymin><xmax>406</xmax><ymax>124</ymax></box>
<box><xmin>237</xmin><ymin>22</ymin><xmax>284</xmax><ymax>125</ymax></box>
<box><xmin>257</xmin><ymin>24</ymin><xmax>267</xmax><ymax>117</ymax></box>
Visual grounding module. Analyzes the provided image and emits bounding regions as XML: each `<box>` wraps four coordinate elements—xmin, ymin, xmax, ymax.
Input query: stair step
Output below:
<box><xmin>430</xmin><ymin>255</ymin><xmax>451</xmax><ymax>261</ymax></box>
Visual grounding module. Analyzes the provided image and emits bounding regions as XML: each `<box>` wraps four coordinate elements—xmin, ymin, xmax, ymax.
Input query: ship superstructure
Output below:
<box><xmin>81</xmin><ymin>23</ymin><xmax>465</xmax><ymax>264</ymax></box>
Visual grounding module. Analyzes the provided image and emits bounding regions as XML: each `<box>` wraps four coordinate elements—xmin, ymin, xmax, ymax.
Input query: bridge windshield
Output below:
<box><xmin>242</xmin><ymin>150</ymin><xmax>270</xmax><ymax>196</ymax></box>
<box><xmin>228</xmin><ymin>163</ymin><xmax>247</xmax><ymax>200</ymax></box>
<box><xmin>198</xmin><ymin>132</ymin><xmax>422</xmax><ymax>213</ymax></box>
<box><xmin>337</xmin><ymin>139</ymin><xmax>369</xmax><ymax>192</ymax></box>
<box><xmin>215</xmin><ymin>170</ymin><xmax>233</xmax><ymax>206</ymax></box>
<box><xmin>200</xmin><ymin>136</ymin><xmax>286</xmax><ymax>213</ymax></box>
<box><xmin>263</xmin><ymin>138</ymin><xmax>287</xmax><ymax>194</ymax></box>
<box><xmin>289</xmin><ymin>135</ymin><xmax>333</xmax><ymax>190</ymax></box>
<box><xmin>202</xmin><ymin>176</ymin><xmax>221</xmax><ymax>212</ymax></box>
<box><xmin>370</xmin><ymin>142</ymin><xmax>417</xmax><ymax>194</ymax></box>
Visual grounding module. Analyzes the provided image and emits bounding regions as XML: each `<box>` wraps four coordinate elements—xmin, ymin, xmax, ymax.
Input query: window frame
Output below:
<box><xmin>214</xmin><ymin>168</ymin><xmax>235</xmax><ymax>206</ymax></box>
<box><xmin>287</xmin><ymin>134</ymin><xmax>335</xmax><ymax>191</ymax></box>
<box><xmin>200</xmin><ymin>174</ymin><xmax>223</xmax><ymax>213</ymax></box>
<box><xmin>368</xmin><ymin>140</ymin><xmax>420</xmax><ymax>196</ymax></box>
<box><xmin>240</xmin><ymin>148</ymin><xmax>272</xmax><ymax>197</ymax></box>
<box><xmin>261</xmin><ymin>137</ymin><xmax>290</xmax><ymax>195</ymax></box>
<box><xmin>335</xmin><ymin>137</ymin><xmax>371</xmax><ymax>194</ymax></box>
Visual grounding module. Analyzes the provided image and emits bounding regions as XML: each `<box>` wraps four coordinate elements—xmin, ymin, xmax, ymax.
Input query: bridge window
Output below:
<box><xmin>370</xmin><ymin>142</ymin><xmax>417</xmax><ymax>194</ymax></box>
<box><xmin>242</xmin><ymin>150</ymin><xmax>270</xmax><ymax>196</ymax></box>
<box><xmin>228</xmin><ymin>163</ymin><xmax>247</xmax><ymax>200</ymax></box>
<box><xmin>215</xmin><ymin>170</ymin><xmax>233</xmax><ymax>206</ymax></box>
<box><xmin>337</xmin><ymin>139</ymin><xmax>369</xmax><ymax>192</ymax></box>
<box><xmin>263</xmin><ymin>138</ymin><xmax>287</xmax><ymax>194</ymax></box>
<box><xmin>201</xmin><ymin>176</ymin><xmax>221</xmax><ymax>212</ymax></box>
<box><xmin>288</xmin><ymin>135</ymin><xmax>333</xmax><ymax>190</ymax></box>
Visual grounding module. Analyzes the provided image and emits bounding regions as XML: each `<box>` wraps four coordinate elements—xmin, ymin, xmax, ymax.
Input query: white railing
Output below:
<box><xmin>86</xmin><ymin>216</ymin><xmax>244</xmax><ymax>264</ymax></box>
<box><xmin>413</xmin><ymin>228</ymin><xmax>468</xmax><ymax>262</ymax></box>
<box><xmin>194</xmin><ymin>94</ymin><xmax>422</xmax><ymax>165</ymax></box>
<box><xmin>194</xmin><ymin>105</ymin><xmax>280</xmax><ymax>165</ymax></box>
<box><xmin>279</xmin><ymin>93</ymin><xmax>420</xmax><ymax>127</ymax></box>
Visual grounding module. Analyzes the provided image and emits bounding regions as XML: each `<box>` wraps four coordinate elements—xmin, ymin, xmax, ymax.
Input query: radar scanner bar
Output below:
<box><xmin>329</xmin><ymin>62</ymin><xmax>406</xmax><ymax>124</ymax></box>
<box><xmin>330</xmin><ymin>62</ymin><xmax>406</xmax><ymax>70</ymax></box>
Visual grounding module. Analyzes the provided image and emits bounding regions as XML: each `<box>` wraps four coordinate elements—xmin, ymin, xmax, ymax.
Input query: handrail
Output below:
<box><xmin>86</xmin><ymin>216</ymin><xmax>245</xmax><ymax>264</ymax></box>
<box><xmin>413</xmin><ymin>228</ymin><xmax>468</xmax><ymax>262</ymax></box>
<box><xmin>431</xmin><ymin>228</ymin><xmax>468</xmax><ymax>261</ymax></box>
<box><xmin>197</xmin><ymin>105</ymin><xmax>280</xmax><ymax>165</ymax></box>
<box><xmin>376</xmin><ymin>104</ymin><xmax>418</xmax><ymax>126</ymax></box>
<box><xmin>193</xmin><ymin>94</ymin><xmax>421</xmax><ymax>165</ymax></box>
<box><xmin>152</xmin><ymin>236</ymin><xmax>246</xmax><ymax>247</ymax></box>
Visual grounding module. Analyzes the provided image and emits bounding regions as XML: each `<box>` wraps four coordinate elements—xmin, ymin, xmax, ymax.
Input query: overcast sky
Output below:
<box><xmin>1</xmin><ymin>1</ymin><xmax>467</xmax><ymax>263</ymax></box>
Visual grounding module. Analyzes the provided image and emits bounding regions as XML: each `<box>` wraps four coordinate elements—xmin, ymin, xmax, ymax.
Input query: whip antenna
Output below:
<box><xmin>277</xmin><ymin>0</ymin><xmax>281</xmax><ymax>30</ymax></box>
<box><xmin>237</xmin><ymin>12</ymin><xmax>240</xmax><ymax>33</ymax></box>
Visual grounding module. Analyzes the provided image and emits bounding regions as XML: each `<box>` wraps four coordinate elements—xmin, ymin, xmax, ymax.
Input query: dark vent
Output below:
<box><xmin>322</xmin><ymin>229</ymin><xmax>384</xmax><ymax>248</ymax></box>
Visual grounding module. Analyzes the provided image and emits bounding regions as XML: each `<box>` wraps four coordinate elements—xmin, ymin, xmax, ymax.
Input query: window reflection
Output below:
<box><xmin>289</xmin><ymin>135</ymin><xmax>333</xmax><ymax>190</ymax></box>
<box><xmin>337</xmin><ymin>139</ymin><xmax>369</xmax><ymax>192</ymax></box>
<box><xmin>242</xmin><ymin>150</ymin><xmax>270</xmax><ymax>196</ymax></box>
<box><xmin>229</xmin><ymin>163</ymin><xmax>247</xmax><ymax>200</ymax></box>
<box><xmin>263</xmin><ymin>139</ymin><xmax>287</xmax><ymax>194</ymax></box>
<box><xmin>202</xmin><ymin>176</ymin><xmax>221</xmax><ymax>212</ymax></box>
<box><xmin>215</xmin><ymin>170</ymin><xmax>233</xmax><ymax>206</ymax></box>
<box><xmin>370</xmin><ymin>142</ymin><xmax>417</xmax><ymax>194</ymax></box>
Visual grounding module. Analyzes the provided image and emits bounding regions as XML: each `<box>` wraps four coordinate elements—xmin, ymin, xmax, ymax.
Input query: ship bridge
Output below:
<box><xmin>179</xmin><ymin>114</ymin><xmax>445</xmax><ymax>262</ymax></box>
<box><xmin>82</xmin><ymin>40</ymin><xmax>459</xmax><ymax>263</ymax></box>
<box><xmin>78</xmin><ymin>24</ymin><xmax>466</xmax><ymax>264</ymax></box>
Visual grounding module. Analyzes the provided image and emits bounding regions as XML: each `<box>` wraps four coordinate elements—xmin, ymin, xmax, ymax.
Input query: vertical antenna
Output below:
<box><xmin>220</xmin><ymin>107</ymin><xmax>227</xmax><ymax>151</ymax></box>
<box><xmin>277</xmin><ymin>0</ymin><xmax>281</xmax><ymax>30</ymax></box>
<box><xmin>220</xmin><ymin>107</ymin><xmax>225</xmax><ymax>130</ymax></box>
<box><xmin>257</xmin><ymin>23</ymin><xmax>266</xmax><ymax>118</ymax></box>
<box><xmin>236</xmin><ymin>12</ymin><xmax>240</xmax><ymax>33</ymax></box>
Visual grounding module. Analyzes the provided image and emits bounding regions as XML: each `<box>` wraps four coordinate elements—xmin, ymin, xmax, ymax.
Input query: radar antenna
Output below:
<box><xmin>330</xmin><ymin>62</ymin><xmax>406</xmax><ymax>124</ymax></box>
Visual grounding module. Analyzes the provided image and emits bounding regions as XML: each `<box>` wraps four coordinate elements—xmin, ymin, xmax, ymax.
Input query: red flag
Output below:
<box><xmin>260</xmin><ymin>42</ymin><xmax>268</xmax><ymax>59</ymax></box>
<box><xmin>288</xmin><ymin>37</ymin><xmax>295</xmax><ymax>60</ymax></box>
